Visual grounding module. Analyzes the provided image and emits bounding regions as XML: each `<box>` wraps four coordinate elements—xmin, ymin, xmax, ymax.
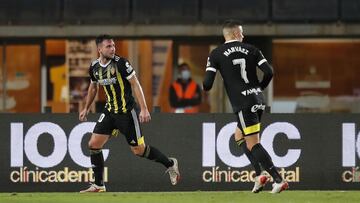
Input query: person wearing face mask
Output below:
<box><xmin>169</xmin><ymin>63</ymin><xmax>202</xmax><ymax>113</ymax></box>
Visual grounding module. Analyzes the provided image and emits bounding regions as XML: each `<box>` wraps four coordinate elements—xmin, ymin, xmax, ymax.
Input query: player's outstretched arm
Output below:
<box><xmin>129</xmin><ymin>75</ymin><xmax>151</xmax><ymax>123</ymax></box>
<box><xmin>79</xmin><ymin>83</ymin><xmax>98</xmax><ymax>121</ymax></box>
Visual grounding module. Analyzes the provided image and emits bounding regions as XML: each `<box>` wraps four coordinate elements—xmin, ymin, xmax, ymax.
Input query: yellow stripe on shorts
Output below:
<box><xmin>137</xmin><ymin>136</ymin><xmax>145</xmax><ymax>145</ymax></box>
<box><xmin>243</xmin><ymin>123</ymin><xmax>260</xmax><ymax>135</ymax></box>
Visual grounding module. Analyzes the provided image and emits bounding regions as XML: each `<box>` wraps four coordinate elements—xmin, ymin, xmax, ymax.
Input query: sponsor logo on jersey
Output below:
<box><xmin>251</xmin><ymin>104</ymin><xmax>266</xmax><ymax>112</ymax></box>
<box><xmin>241</xmin><ymin>87</ymin><xmax>262</xmax><ymax>96</ymax></box>
<box><xmin>98</xmin><ymin>77</ymin><xmax>117</xmax><ymax>86</ymax></box>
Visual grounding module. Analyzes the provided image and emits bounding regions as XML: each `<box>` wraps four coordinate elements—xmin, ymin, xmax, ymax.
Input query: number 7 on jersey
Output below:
<box><xmin>232</xmin><ymin>58</ymin><xmax>249</xmax><ymax>83</ymax></box>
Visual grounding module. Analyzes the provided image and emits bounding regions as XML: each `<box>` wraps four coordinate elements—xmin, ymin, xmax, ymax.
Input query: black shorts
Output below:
<box><xmin>235</xmin><ymin>104</ymin><xmax>265</xmax><ymax>136</ymax></box>
<box><xmin>93</xmin><ymin>108</ymin><xmax>144</xmax><ymax>146</ymax></box>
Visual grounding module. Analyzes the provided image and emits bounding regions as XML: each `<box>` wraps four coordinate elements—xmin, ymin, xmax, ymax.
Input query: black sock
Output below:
<box><xmin>90</xmin><ymin>148</ymin><xmax>104</xmax><ymax>186</ymax></box>
<box><xmin>142</xmin><ymin>145</ymin><xmax>173</xmax><ymax>168</ymax></box>
<box><xmin>251</xmin><ymin>143</ymin><xmax>283</xmax><ymax>183</ymax></box>
<box><xmin>236</xmin><ymin>139</ymin><xmax>262</xmax><ymax>176</ymax></box>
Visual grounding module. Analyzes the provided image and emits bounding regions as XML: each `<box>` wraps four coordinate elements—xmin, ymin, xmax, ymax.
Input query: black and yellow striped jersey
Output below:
<box><xmin>89</xmin><ymin>55</ymin><xmax>135</xmax><ymax>113</ymax></box>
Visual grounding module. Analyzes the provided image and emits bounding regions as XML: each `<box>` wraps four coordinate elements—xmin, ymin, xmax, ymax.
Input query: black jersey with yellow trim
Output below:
<box><xmin>205</xmin><ymin>40</ymin><xmax>272</xmax><ymax>112</ymax></box>
<box><xmin>89</xmin><ymin>55</ymin><xmax>135</xmax><ymax>113</ymax></box>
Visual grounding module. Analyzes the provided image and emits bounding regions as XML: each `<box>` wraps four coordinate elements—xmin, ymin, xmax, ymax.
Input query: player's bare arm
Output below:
<box><xmin>79</xmin><ymin>83</ymin><xmax>98</xmax><ymax>121</ymax></box>
<box><xmin>128</xmin><ymin>75</ymin><xmax>151</xmax><ymax>123</ymax></box>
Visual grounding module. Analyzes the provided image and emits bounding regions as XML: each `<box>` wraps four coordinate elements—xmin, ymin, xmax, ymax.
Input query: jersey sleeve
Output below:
<box><xmin>254</xmin><ymin>48</ymin><xmax>273</xmax><ymax>90</ymax></box>
<box><xmin>205</xmin><ymin>49</ymin><xmax>219</xmax><ymax>73</ymax></box>
<box><xmin>203</xmin><ymin>49</ymin><xmax>218</xmax><ymax>91</ymax></box>
<box><xmin>89</xmin><ymin>65</ymin><xmax>97</xmax><ymax>83</ymax></box>
<box><xmin>118</xmin><ymin>58</ymin><xmax>136</xmax><ymax>80</ymax></box>
<box><xmin>255</xmin><ymin>48</ymin><xmax>268</xmax><ymax>66</ymax></box>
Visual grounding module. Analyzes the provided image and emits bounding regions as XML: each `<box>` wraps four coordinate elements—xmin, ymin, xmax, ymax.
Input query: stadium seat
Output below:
<box><xmin>132</xmin><ymin>0</ymin><xmax>199</xmax><ymax>24</ymax></box>
<box><xmin>340</xmin><ymin>0</ymin><xmax>360</xmax><ymax>22</ymax></box>
<box><xmin>64</xmin><ymin>0</ymin><xmax>130</xmax><ymax>25</ymax></box>
<box><xmin>201</xmin><ymin>0</ymin><xmax>269</xmax><ymax>23</ymax></box>
<box><xmin>272</xmin><ymin>0</ymin><xmax>338</xmax><ymax>22</ymax></box>
<box><xmin>0</xmin><ymin>0</ymin><xmax>61</xmax><ymax>25</ymax></box>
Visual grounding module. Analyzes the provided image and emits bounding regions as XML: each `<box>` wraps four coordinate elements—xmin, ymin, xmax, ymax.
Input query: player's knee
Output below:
<box><xmin>246</xmin><ymin>142</ymin><xmax>254</xmax><ymax>151</ymax></box>
<box><xmin>245</xmin><ymin>133</ymin><xmax>260</xmax><ymax>150</ymax></box>
<box><xmin>88</xmin><ymin>140</ymin><xmax>102</xmax><ymax>155</ymax></box>
<box><xmin>131</xmin><ymin>145</ymin><xmax>145</xmax><ymax>156</ymax></box>
<box><xmin>88</xmin><ymin>140</ymin><xmax>101</xmax><ymax>149</ymax></box>
<box><xmin>88</xmin><ymin>141</ymin><xmax>94</xmax><ymax>149</ymax></box>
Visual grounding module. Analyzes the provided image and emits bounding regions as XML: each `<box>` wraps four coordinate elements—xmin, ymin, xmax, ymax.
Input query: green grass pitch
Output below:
<box><xmin>1</xmin><ymin>191</ymin><xmax>359</xmax><ymax>203</ymax></box>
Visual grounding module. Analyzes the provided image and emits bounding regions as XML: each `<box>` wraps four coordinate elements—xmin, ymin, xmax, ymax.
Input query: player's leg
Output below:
<box><xmin>116</xmin><ymin>109</ymin><xmax>180</xmax><ymax>185</ymax></box>
<box><xmin>235</xmin><ymin>126</ymin><xmax>262</xmax><ymax>176</ymax></box>
<box><xmin>80</xmin><ymin>111</ymin><xmax>113</xmax><ymax>193</ymax></box>
<box><xmin>87</xmin><ymin>133</ymin><xmax>108</xmax><ymax>188</ymax></box>
<box><xmin>237</xmin><ymin>109</ymin><xmax>272</xmax><ymax>192</ymax></box>
<box><xmin>234</xmin><ymin>127</ymin><xmax>267</xmax><ymax>193</ymax></box>
<box><xmin>239</xmin><ymin>108</ymin><xmax>288</xmax><ymax>193</ymax></box>
<box><xmin>80</xmin><ymin>133</ymin><xmax>109</xmax><ymax>193</ymax></box>
<box><xmin>131</xmin><ymin>143</ymin><xmax>180</xmax><ymax>186</ymax></box>
<box><xmin>247</xmin><ymin>134</ymin><xmax>288</xmax><ymax>193</ymax></box>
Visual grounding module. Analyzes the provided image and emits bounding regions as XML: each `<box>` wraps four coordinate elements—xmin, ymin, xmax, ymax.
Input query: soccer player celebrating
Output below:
<box><xmin>79</xmin><ymin>35</ymin><xmax>180</xmax><ymax>192</ymax></box>
<box><xmin>203</xmin><ymin>20</ymin><xmax>288</xmax><ymax>193</ymax></box>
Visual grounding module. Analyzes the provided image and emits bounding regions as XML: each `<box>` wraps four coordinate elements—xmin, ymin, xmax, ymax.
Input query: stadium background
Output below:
<box><xmin>0</xmin><ymin>0</ymin><xmax>360</xmax><ymax>197</ymax></box>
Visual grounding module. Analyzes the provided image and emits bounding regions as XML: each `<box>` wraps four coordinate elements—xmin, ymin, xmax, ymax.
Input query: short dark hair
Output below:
<box><xmin>95</xmin><ymin>34</ymin><xmax>113</xmax><ymax>46</ymax></box>
<box><xmin>222</xmin><ymin>19</ymin><xmax>241</xmax><ymax>29</ymax></box>
<box><xmin>178</xmin><ymin>62</ymin><xmax>190</xmax><ymax>70</ymax></box>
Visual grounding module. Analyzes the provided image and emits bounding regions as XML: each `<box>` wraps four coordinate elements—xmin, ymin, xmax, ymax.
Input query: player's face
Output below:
<box><xmin>99</xmin><ymin>39</ymin><xmax>116</xmax><ymax>59</ymax></box>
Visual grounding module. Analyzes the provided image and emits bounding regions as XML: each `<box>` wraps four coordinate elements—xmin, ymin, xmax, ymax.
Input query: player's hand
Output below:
<box><xmin>139</xmin><ymin>109</ymin><xmax>151</xmax><ymax>123</ymax></box>
<box><xmin>79</xmin><ymin>108</ymin><xmax>89</xmax><ymax>122</ymax></box>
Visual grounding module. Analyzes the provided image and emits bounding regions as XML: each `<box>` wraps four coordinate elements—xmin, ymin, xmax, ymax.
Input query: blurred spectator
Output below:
<box><xmin>169</xmin><ymin>63</ymin><xmax>202</xmax><ymax>113</ymax></box>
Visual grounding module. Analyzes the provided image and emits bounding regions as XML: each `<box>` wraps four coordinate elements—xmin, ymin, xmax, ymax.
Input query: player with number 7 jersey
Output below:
<box><xmin>204</xmin><ymin>37</ymin><xmax>272</xmax><ymax>113</ymax></box>
<box><xmin>203</xmin><ymin>20</ymin><xmax>288</xmax><ymax>194</ymax></box>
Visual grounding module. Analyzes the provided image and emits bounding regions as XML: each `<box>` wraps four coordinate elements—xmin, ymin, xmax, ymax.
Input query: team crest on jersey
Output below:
<box><xmin>110</xmin><ymin>66</ymin><xmax>116</xmax><ymax>75</ymax></box>
<box><xmin>98</xmin><ymin>78</ymin><xmax>117</xmax><ymax>86</ymax></box>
